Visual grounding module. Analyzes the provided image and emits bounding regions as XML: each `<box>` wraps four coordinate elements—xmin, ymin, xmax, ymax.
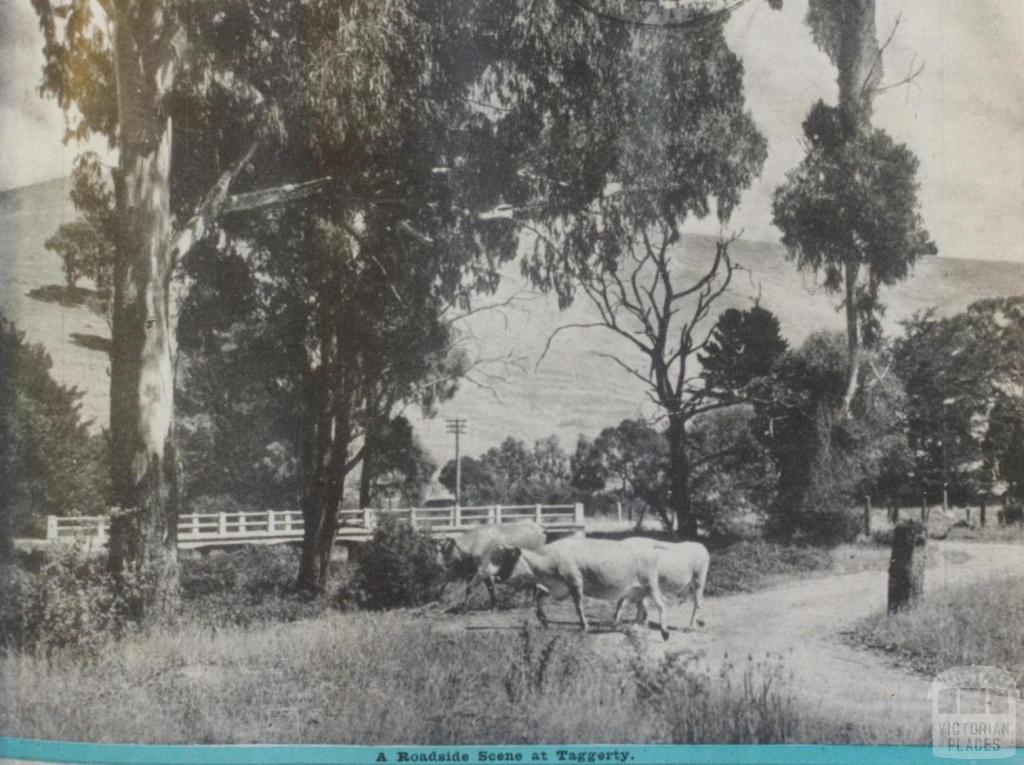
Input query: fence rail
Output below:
<box><xmin>45</xmin><ymin>504</ymin><xmax>585</xmax><ymax>549</ymax></box>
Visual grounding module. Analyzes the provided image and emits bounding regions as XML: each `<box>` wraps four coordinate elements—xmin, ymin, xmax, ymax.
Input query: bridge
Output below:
<box><xmin>45</xmin><ymin>503</ymin><xmax>585</xmax><ymax>549</ymax></box>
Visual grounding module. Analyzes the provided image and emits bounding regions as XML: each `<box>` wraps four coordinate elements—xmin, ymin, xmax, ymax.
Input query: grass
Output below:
<box><xmin>0</xmin><ymin>609</ymin><xmax>898</xmax><ymax>745</ymax></box>
<box><xmin>851</xmin><ymin>577</ymin><xmax>1024</xmax><ymax>683</ymax></box>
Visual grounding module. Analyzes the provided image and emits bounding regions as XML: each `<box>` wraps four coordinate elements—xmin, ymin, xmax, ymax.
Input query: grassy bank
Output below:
<box><xmin>851</xmin><ymin>577</ymin><xmax>1024</xmax><ymax>680</ymax></box>
<box><xmin>0</xmin><ymin>610</ymin><xmax>900</xmax><ymax>745</ymax></box>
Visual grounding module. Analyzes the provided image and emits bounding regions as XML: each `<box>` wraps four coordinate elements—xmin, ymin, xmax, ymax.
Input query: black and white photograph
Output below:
<box><xmin>0</xmin><ymin>0</ymin><xmax>1022</xmax><ymax>756</ymax></box>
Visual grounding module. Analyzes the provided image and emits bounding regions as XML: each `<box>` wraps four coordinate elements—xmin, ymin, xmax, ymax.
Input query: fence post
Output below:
<box><xmin>239</xmin><ymin>512</ymin><xmax>247</xmax><ymax>534</ymax></box>
<box><xmin>454</xmin><ymin>504</ymin><xmax>461</xmax><ymax>528</ymax></box>
<box><xmin>97</xmin><ymin>518</ymin><xmax>108</xmax><ymax>545</ymax></box>
<box><xmin>218</xmin><ymin>512</ymin><xmax>227</xmax><ymax>537</ymax></box>
<box><xmin>888</xmin><ymin>521</ymin><xmax>927</xmax><ymax>614</ymax></box>
<box><xmin>535</xmin><ymin>504</ymin><xmax>543</xmax><ymax>524</ymax></box>
<box><xmin>46</xmin><ymin>515</ymin><xmax>58</xmax><ymax>541</ymax></box>
<box><xmin>980</xmin><ymin>496</ymin><xmax>987</xmax><ymax>528</ymax></box>
<box><xmin>617</xmin><ymin>501</ymin><xmax>623</xmax><ymax>523</ymax></box>
<box><xmin>267</xmin><ymin>510</ymin><xmax>276</xmax><ymax>534</ymax></box>
<box><xmin>363</xmin><ymin>507</ymin><xmax>372</xmax><ymax>529</ymax></box>
<box><xmin>863</xmin><ymin>495</ymin><xmax>872</xmax><ymax>537</ymax></box>
<box><xmin>574</xmin><ymin>502</ymin><xmax>584</xmax><ymax>527</ymax></box>
<box><xmin>190</xmin><ymin>513</ymin><xmax>200</xmax><ymax>537</ymax></box>
<box><xmin>495</xmin><ymin>505</ymin><xmax>503</xmax><ymax>525</ymax></box>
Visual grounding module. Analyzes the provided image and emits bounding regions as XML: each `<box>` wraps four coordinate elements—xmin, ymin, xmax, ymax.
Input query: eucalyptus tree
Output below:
<box><xmin>28</xmin><ymin>0</ymin><xmax>521</xmax><ymax>611</ymax></box>
<box><xmin>772</xmin><ymin>0</ymin><xmax>935</xmax><ymax>416</ymax></box>
<box><xmin>509</xmin><ymin>12</ymin><xmax>769</xmax><ymax>535</ymax></box>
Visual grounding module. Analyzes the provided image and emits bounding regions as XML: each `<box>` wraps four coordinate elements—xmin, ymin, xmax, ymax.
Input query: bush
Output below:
<box><xmin>353</xmin><ymin>513</ymin><xmax>444</xmax><ymax>609</ymax></box>
<box><xmin>706</xmin><ymin>539</ymin><xmax>833</xmax><ymax>596</ymax></box>
<box><xmin>0</xmin><ymin>545</ymin><xmax>136</xmax><ymax>661</ymax></box>
<box><xmin>178</xmin><ymin>545</ymin><xmax>332</xmax><ymax>627</ymax></box>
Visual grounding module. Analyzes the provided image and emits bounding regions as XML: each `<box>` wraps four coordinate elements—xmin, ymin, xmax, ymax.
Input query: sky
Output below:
<box><xmin>2</xmin><ymin>0</ymin><xmax>1023</xmax><ymax>263</ymax></box>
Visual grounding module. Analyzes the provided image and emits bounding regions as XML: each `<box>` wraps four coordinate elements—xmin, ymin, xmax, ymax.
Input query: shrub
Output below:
<box><xmin>0</xmin><ymin>544</ymin><xmax>135</xmax><ymax>661</ymax></box>
<box><xmin>705</xmin><ymin>539</ymin><xmax>832</xmax><ymax>596</ymax></box>
<box><xmin>353</xmin><ymin>513</ymin><xmax>444</xmax><ymax>609</ymax></box>
<box><xmin>178</xmin><ymin>545</ymin><xmax>332</xmax><ymax>627</ymax></box>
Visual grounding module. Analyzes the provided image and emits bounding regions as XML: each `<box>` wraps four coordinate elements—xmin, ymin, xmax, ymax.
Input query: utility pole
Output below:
<box><xmin>446</xmin><ymin>418</ymin><xmax>467</xmax><ymax>506</ymax></box>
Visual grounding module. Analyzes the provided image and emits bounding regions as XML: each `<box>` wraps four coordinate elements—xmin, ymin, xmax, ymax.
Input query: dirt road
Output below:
<box><xmin>444</xmin><ymin>541</ymin><xmax>1024</xmax><ymax>740</ymax></box>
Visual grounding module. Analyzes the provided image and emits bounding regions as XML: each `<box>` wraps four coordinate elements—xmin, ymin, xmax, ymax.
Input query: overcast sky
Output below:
<box><xmin>2</xmin><ymin>0</ymin><xmax>1022</xmax><ymax>263</ymax></box>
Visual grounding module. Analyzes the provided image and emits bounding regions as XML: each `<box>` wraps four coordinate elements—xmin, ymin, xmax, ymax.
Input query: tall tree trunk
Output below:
<box><xmin>107</xmin><ymin>16</ymin><xmax>180</xmax><ymax>618</ymax></box>
<box><xmin>297</xmin><ymin>361</ymin><xmax>333</xmax><ymax>591</ymax></box>
<box><xmin>666</xmin><ymin>410</ymin><xmax>695</xmax><ymax>538</ymax></box>
<box><xmin>841</xmin><ymin>260</ymin><xmax>862</xmax><ymax>416</ymax></box>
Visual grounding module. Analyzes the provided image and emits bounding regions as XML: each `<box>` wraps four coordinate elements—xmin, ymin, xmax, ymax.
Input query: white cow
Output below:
<box><xmin>492</xmin><ymin>536</ymin><xmax>672</xmax><ymax>640</ymax></box>
<box><xmin>437</xmin><ymin>522</ymin><xmax>546</xmax><ymax>611</ymax></box>
<box><xmin>622</xmin><ymin>537</ymin><xmax>709</xmax><ymax>628</ymax></box>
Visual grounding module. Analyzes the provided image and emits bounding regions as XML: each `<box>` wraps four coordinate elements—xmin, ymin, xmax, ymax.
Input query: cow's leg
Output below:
<box><xmin>690</xmin><ymin>574</ymin><xmax>706</xmax><ymax>628</ymax></box>
<box><xmin>534</xmin><ymin>584</ymin><xmax>551</xmax><ymax>629</ymax></box>
<box><xmin>485</xmin><ymin>575</ymin><xmax>498</xmax><ymax>610</ymax></box>
<box><xmin>567</xmin><ymin>576</ymin><xmax>588</xmax><ymax>632</ymax></box>
<box><xmin>463</xmin><ymin>573</ymin><xmax>482</xmax><ymax>612</ymax></box>
<box><xmin>616</xmin><ymin>585</ymin><xmax>645</xmax><ymax>627</ymax></box>
<box><xmin>646</xmin><ymin>585</ymin><xmax>670</xmax><ymax>641</ymax></box>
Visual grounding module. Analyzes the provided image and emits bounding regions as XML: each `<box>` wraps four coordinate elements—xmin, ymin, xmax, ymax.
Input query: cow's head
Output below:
<box><xmin>491</xmin><ymin>545</ymin><xmax>523</xmax><ymax>582</ymax></box>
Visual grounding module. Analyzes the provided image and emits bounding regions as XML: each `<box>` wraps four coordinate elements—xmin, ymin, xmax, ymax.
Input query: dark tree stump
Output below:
<box><xmin>888</xmin><ymin>521</ymin><xmax>927</xmax><ymax>614</ymax></box>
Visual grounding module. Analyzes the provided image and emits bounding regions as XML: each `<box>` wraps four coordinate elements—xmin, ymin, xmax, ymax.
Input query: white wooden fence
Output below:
<box><xmin>45</xmin><ymin>503</ymin><xmax>585</xmax><ymax>549</ymax></box>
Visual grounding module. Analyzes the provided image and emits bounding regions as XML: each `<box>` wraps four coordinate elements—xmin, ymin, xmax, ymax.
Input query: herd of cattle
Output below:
<box><xmin>436</xmin><ymin>523</ymin><xmax>709</xmax><ymax>641</ymax></box>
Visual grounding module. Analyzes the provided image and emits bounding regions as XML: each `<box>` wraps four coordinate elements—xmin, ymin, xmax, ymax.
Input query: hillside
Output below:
<box><xmin>1</xmin><ymin>178</ymin><xmax>1022</xmax><ymax>464</ymax></box>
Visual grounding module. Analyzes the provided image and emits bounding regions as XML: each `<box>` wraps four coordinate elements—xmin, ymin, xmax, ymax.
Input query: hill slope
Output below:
<box><xmin>2</xmin><ymin>178</ymin><xmax>1021</xmax><ymax>463</ymax></box>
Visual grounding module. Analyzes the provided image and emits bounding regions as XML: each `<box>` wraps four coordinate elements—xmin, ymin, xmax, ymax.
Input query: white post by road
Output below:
<box><xmin>574</xmin><ymin>502</ymin><xmax>585</xmax><ymax>526</ymax></box>
<box><xmin>46</xmin><ymin>515</ymin><xmax>58</xmax><ymax>541</ymax></box>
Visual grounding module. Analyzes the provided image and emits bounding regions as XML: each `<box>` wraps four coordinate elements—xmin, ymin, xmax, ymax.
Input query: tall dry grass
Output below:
<box><xmin>1</xmin><ymin>610</ymin><xmax>890</xmax><ymax>745</ymax></box>
<box><xmin>853</xmin><ymin>577</ymin><xmax>1024</xmax><ymax>681</ymax></box>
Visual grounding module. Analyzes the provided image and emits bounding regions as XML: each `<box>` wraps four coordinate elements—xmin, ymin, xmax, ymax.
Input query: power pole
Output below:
<box><xmin>446</xmin><ymin>418</ymin><xmax>467</xmax><ymax>506</ymax></box>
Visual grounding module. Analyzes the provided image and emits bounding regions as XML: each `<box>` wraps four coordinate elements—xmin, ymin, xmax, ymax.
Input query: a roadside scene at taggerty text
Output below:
<box><xmin>1</xmin><ymin>0</ymin><xmax>1023</xmax><ymax>750</ymax></box>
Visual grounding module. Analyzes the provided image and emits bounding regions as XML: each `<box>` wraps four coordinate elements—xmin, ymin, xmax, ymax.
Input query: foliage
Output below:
<box><xmin>508</xmin><ymin>5</ymin><xmax>769</xmax><ymax>535</ymax></box>
<box><xmin>689</xmin><ymin>408</ymin><xmax>778</xmax><ymax>538</ymax></box>
<box><xmin>752</xmin><ymin>332</ymin><xmax>908</xmax><ymax>544</ymax></box>
<box><xmin>440</xmin><ymin>436</ymin><xmax>574</xmax><ymax>505</ymax></box>
<box><xmin>43</xmin><ymin>153</ymin><xmax>116</xmax><ymax>295</ymax></box>
<box><xmin>353</xmin><ymin>514</ymin><xmax>443</xmax><ymax>609</ymax></box>
<box><xmin>571</xmin><ymin>419</ymin><xmax>670</xmax><ymax>527</ymax></box>
<box><xmin>773</xmin><ymin>108</ymin><xmax>936</xmax><ymax>348</ymax></box>
<box><xmin>178</xmin><ymin>546</ymin><xmax>332</xmax><ymax>628</ymax></box>
<box><xmin>0</xmin><ymin>315</ymin><xmax>109</xmax><ymax>548</ymax></box>
<box><xmin>361</xmin><ymin>417</ymin><xmax>437</xmax><ymax>508</ymax></box>
<box><xmin>0</xmin><ymin>546</ymin><xmax>135</xmax><ymax>661</ymax></box>
<box><xmin>894</xmin><ymin>297</ymin><xmax>1024</xmax><ymax>504</ymax></box>
<box><xmin>700</xmin><ymin>306</ymin><xmax>789</xmax><ymax>398</ymax></box>
<box><xmin>704</xmin><ymin>539</ymin><xmax>833</xmax><ymax>596</ymax></box>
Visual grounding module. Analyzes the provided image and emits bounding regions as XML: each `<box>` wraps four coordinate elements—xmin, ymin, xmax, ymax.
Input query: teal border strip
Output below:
<box><xmin>3</xmin><ymin>740</ymin><xmax>1022</xmax><ymax>765</ymax></box>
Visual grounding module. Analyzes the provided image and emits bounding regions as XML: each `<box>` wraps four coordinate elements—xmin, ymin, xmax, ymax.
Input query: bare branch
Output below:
<box><xmin>592</xmin><ymin>350</ymin><xmax>653</xmax><ymax>390</ymax></box>
<box><xmin>535</xmin><ymin>322</ymin><xmax>614</xmax><ymax>371</ymax></box>
<box><xmin>222</xmin><ymin>175</ymin><xmax>333</xmax><ymax>215</ymax></box>
<box><xmin>167</xmin><ymin>141</ymin><xmax>259</xmax><ymax>272</ymax></box>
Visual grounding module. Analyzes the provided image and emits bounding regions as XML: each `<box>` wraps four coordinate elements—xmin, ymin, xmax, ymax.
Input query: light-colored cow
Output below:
<box><xmin>492</xmin><ymin>536</ymin><xmax>672</xmax><ymax>640</ymax></box>
<box><xmin>622</xmin><ymin>537</ymin><xmax>709</xmax><ymax>628</ymax></box>
<box><xmin>437</xmin><ymin>522</ymin><xmax>546</xmax><ymax>611</ymax></box>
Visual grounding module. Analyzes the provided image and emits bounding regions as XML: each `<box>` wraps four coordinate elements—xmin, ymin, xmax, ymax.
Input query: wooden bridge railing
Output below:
<box><xmin>45</xmin><ymin>503</ymin><xmax>585</xmax><ymax>549</ymax></box>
